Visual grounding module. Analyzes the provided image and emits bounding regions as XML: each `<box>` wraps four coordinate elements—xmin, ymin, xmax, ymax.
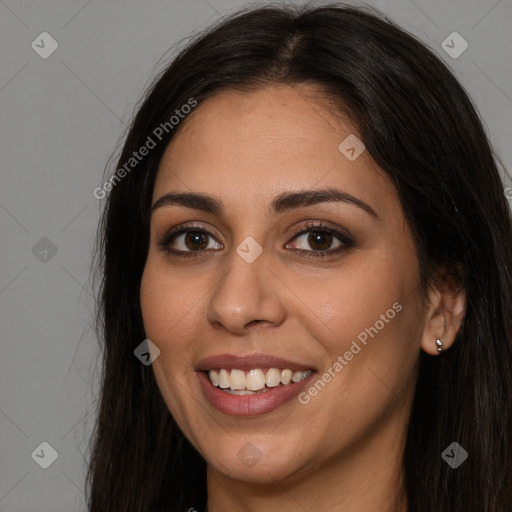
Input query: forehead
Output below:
<box><xmin>153</xmin><ymin>85</ymin><xmax>396</xmax><ymax>216</ymax></box>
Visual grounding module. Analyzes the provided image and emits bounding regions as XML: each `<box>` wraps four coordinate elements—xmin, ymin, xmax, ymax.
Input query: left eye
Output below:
<box><xmin>286</xmin><ymin>229</ymin><xmax>344</xmax><ymax>252</ymax></box>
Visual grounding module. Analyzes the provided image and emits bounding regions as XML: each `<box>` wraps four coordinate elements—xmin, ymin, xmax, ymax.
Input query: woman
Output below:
<box><xmin>86</xmin><ymin>3</ymin><xmax>512</xmax><ymax>511</ymax></box>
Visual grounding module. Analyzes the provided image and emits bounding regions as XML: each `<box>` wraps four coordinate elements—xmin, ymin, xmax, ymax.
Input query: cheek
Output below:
<box><xmin>295</xmin><ymin>297</ymin><xmax>420</xmax><ymax>465</ymax></box>
<box><xmin>288</xmin><ymin>256</ymin><xmax>406</xmax><ymax>356</ymax></box>
<box><xmin>293</xmin><ymin>246</ymin><xmax>422</xmax><ymax>411</ymax></box>
<box><xmin>140</xmin><ymin>261</ymin><xmax>205</xmax><ymax>435</ymax></box>
<box><xmin>140</xmin><ymin>258</ymin><xmax>197</xmax><ymax>343</ymax></box>
<box><xmin>139</xmin><ymin>259</ymin><xmax>199</xmax><ymax>411</ymax></box>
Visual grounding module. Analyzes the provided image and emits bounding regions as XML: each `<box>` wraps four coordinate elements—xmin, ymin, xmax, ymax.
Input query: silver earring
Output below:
<box><xmin>435</xmin><ymin>338</ymin><xmax>443</xmax><ymax>353</ymax></box>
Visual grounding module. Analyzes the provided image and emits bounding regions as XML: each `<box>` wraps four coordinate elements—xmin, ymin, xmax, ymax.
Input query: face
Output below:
<box><xmin>140</xmin><ymin>84</ymin><xmax>427</xmax><ymax>484</ymax></box>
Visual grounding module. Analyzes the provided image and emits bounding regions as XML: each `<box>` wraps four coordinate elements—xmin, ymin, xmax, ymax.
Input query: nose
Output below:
<box><xmin>204</xmin><ymin>246</ymin><xmax>287</xmax><ymax>335</ymax></box>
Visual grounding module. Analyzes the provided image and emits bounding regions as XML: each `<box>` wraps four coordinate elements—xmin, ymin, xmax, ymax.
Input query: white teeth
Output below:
<box><xmin>265</xmin><ymin>368</ymin><xmax>281</xmax><ymax>387</ymax></box>
<box><xmin>246</xmin><ymin>369</ymin><xmax>266</xmax><ymax>391</ymax></box>
<box><xmin>209</xmin><ymin>369</ymin><xmax>219</xmax><ymax>387</ymax></box>
<box><xmin>229</xmin><ymin>369</ymin><xmax>246</xmax><ymax>390</ymax></box>
<box><xmin>218</xmin><ymin>369</ymin><xmax>230</xmax><ymax>389</ymax></box>
<box><xmin>207</xmin><ymin>367</ymin><xmax>312</xmax><ymax>390</ymax></box>
<box><xmin>280</xmin><ymin>369</ymin><xmax>292</xmax><ymax>385</ymax></box>
<box><xmin>223</xmin><ymin>388</ymin><xmax>269</xmax><ymax>395</ymax></box>
<box><xmin>291</xmin><ymin>371</ymin><xmax>303</xmax><ymax>383</ymax></box>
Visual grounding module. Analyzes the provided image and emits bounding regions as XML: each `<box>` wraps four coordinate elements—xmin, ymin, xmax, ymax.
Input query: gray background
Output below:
<box><xmin>0</xmin><ymin>0</ymin><xmax>510</xmax><ymax>510</ymax></box>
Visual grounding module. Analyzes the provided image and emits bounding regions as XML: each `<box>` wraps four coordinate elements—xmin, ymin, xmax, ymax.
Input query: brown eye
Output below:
<box><xmin>157</xmin><ymin>226</ymin><xmax>223</xmax><ymax>256</ymax></box>
<box><xmin>288</xmin><ymin>229</ymin><xmax>343</xmax><ymax>252</ymax></box>
<box><xmin>184</xmin><ymin>231</ymin><xmax>209</xmax><ymax>250</ymax></box>
<box><xmin>285</xmin><ymin>221</ymin><xmax>355</xmax><ymax>259</ymax></box>
<box><xmin>306</xmin><ymin>231</ymin><xmax>334</xmax><ymax>251</ymax></box>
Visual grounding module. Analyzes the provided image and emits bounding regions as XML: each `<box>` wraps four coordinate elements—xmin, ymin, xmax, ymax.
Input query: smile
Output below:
<box><xmin>197</xmin><ymin>370</ymin><xmax>316</xmax><ymax>416</ymax></box>
<box><xmin>195</xmin><ymin>353</ymin><xmax>317</xmax><ymax>416</ymax></box>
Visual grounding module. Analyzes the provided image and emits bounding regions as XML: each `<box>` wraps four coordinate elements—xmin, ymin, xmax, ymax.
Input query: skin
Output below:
<box><xmin>140</xmin><ymin>84</ymin><xmax>466</xmax><ymax>512</ymax></box>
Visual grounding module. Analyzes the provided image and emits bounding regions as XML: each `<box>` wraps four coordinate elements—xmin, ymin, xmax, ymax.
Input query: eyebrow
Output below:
<box><xmin>150</xmin><ymin>188</ymin><xmax>379</xmax><ymax>219</ymax></box>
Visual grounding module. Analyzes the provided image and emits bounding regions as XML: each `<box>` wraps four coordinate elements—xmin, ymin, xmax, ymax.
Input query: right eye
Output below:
<box><xmin>157</xmin><ymin>225</ymin><xmax>223</xmax><ymax>257</ymax></box>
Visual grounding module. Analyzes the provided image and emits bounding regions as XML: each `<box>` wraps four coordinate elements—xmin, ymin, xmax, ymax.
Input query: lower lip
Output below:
<box><xmin>197</xmin><ymin>371</ymin><xmax>316</xmax><ymax>416</ymax></box>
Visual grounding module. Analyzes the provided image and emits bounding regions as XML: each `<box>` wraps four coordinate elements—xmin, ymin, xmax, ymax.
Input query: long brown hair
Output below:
<box><xmin>87</xmin><ymin>3</ymin><xmax>512</xmax><ymax>510</ymax></box>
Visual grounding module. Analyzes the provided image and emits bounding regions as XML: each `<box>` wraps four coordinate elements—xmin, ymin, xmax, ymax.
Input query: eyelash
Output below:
<box><xmin>156</xmin><ymin>220</ymin><xmax>355</xmax><ymax>260</ymax></box>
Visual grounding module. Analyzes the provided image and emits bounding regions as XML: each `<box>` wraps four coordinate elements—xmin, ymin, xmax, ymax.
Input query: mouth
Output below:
<box><xmin>195</xmin><ymin>354</ymin><xmax>316</xmax><ymax>416</ymax></box>
<box><xmin>196</xmin><ymin>365</ymin><xmax>317</xmax><ymax>417</ymax></box>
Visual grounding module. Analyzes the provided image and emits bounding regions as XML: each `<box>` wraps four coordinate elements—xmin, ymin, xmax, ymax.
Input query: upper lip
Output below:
<box><xmin>195</xmin><ymin>353</ymin><xmax>315</xmax><ymax>372</ymax></box>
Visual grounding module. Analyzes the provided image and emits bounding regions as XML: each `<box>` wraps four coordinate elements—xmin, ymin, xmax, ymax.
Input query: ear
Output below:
<box><xmin>420</xmin><ymin>269</ymin><xmax>466</xmax><ymax>355</ymax></box>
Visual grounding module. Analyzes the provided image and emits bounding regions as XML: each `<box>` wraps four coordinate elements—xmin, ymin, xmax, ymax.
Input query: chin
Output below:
<box><xmin>203</xmin><ymin>438</ymin><xmax>310</xmax><ymax>484</ymax></box>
